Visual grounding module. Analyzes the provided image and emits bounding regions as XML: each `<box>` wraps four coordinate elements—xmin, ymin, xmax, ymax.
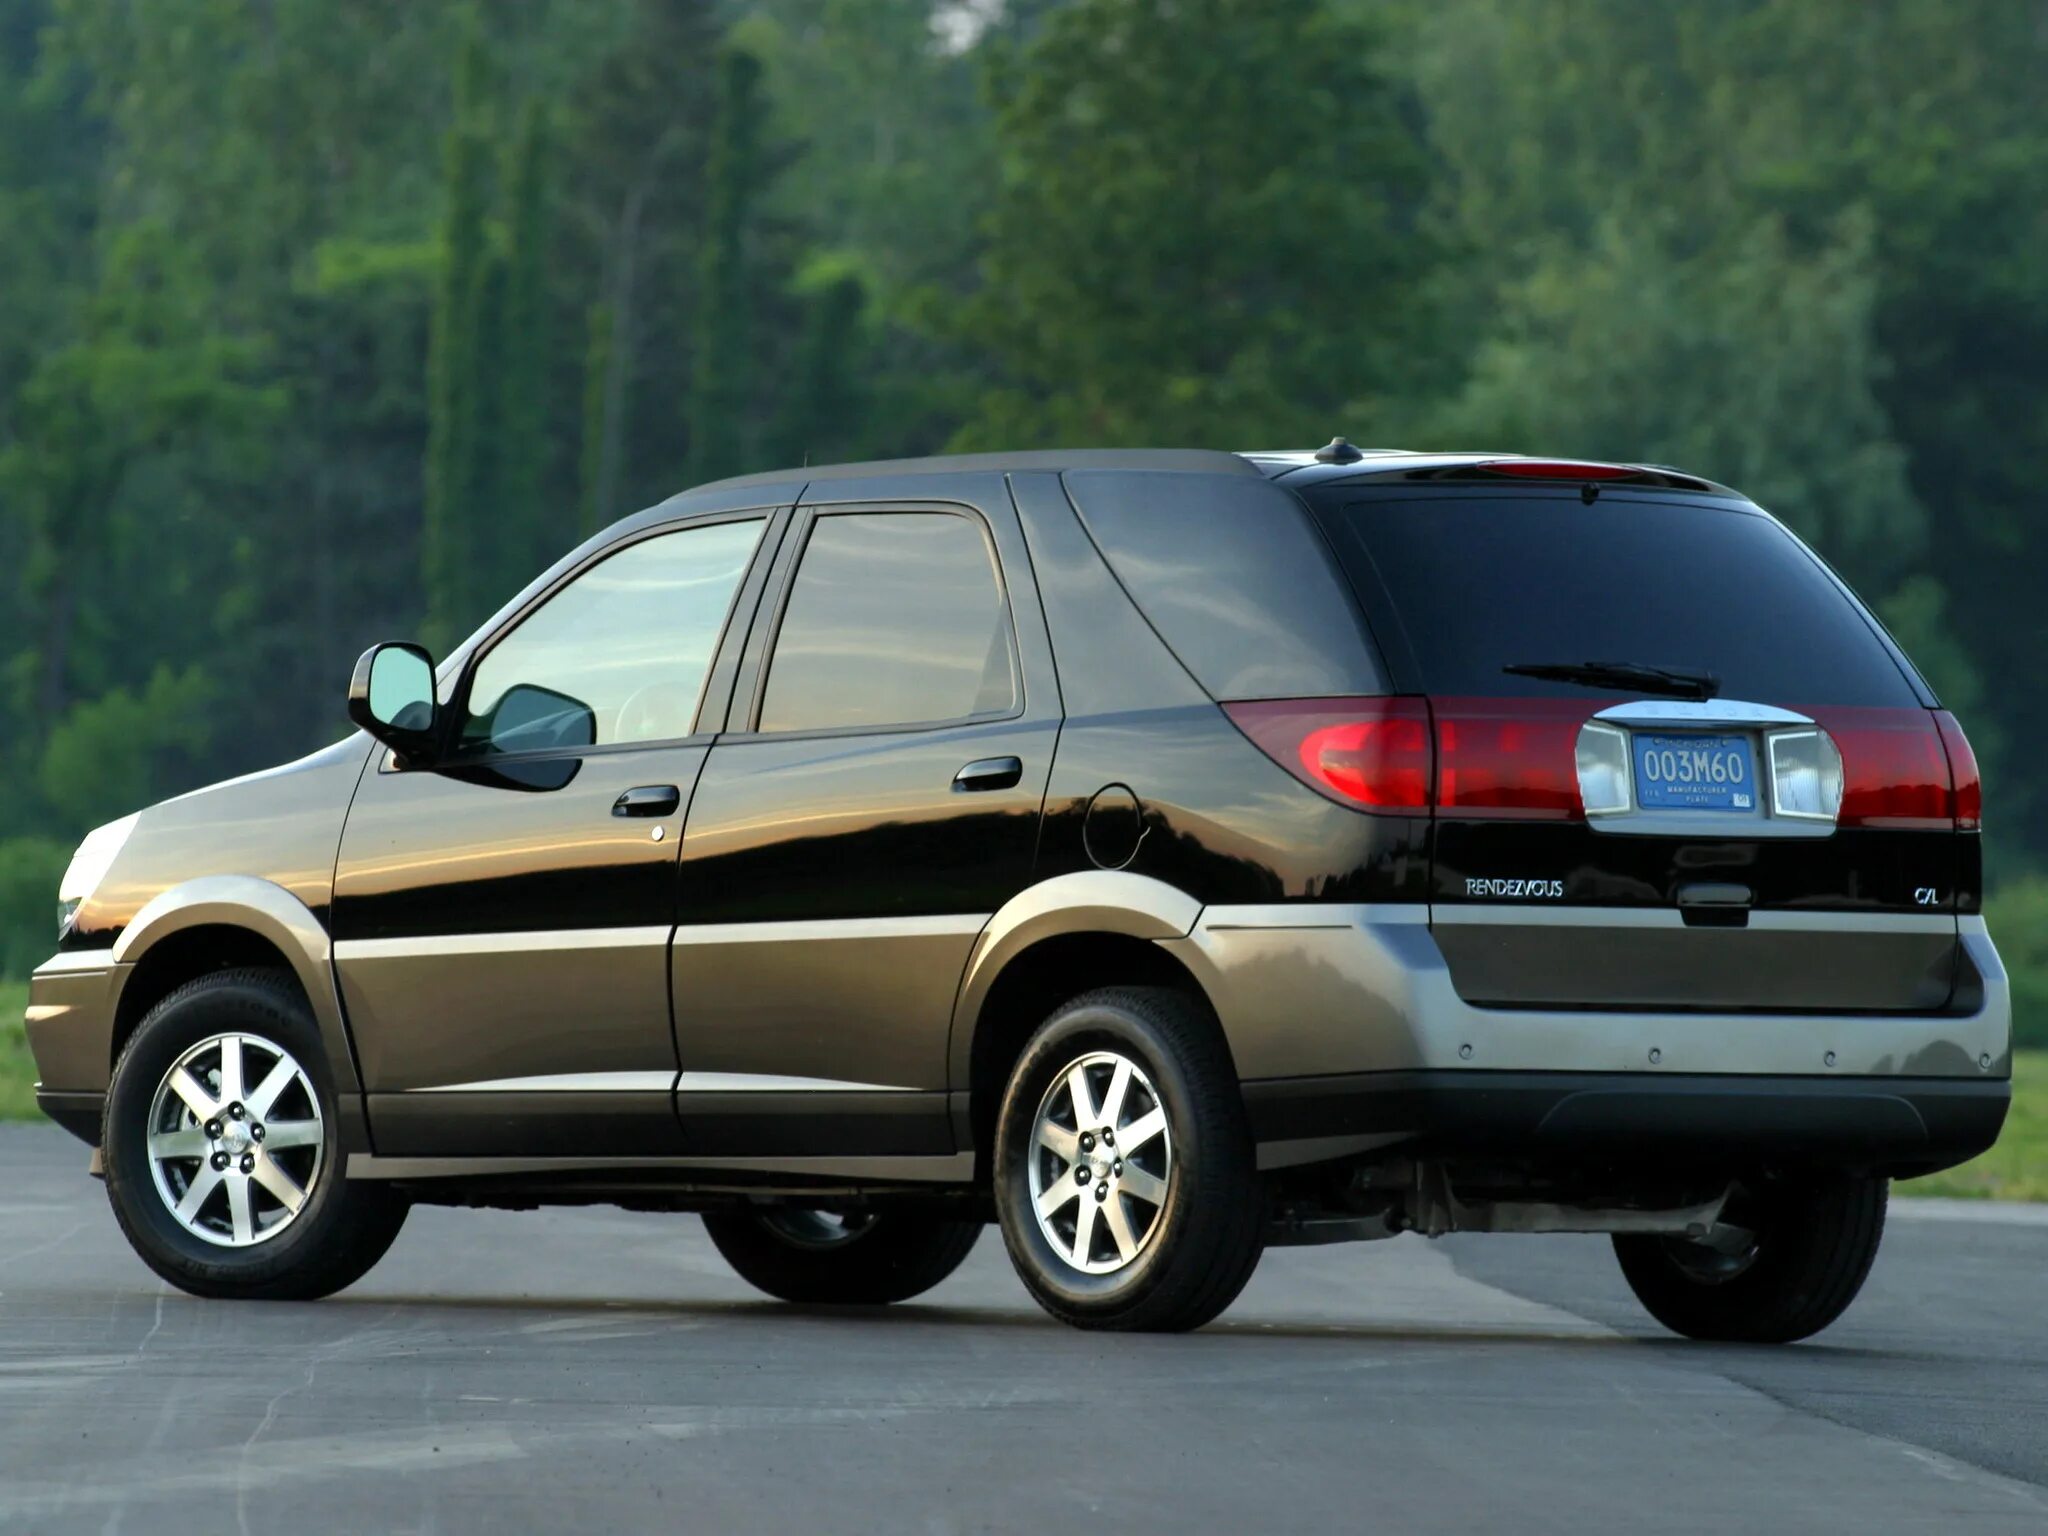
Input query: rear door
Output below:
<box><xmin>1306</xmin><ymin>485</ymin><xmax>1969</xmax><ymax>1013</ymax></box>
<box><xmin>671</xmin><ymin>474</ymin><xmax>1060</xmax><ymax>1159</ymax></box>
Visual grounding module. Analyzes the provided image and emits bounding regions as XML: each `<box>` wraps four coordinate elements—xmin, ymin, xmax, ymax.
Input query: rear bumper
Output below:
<box><xmin>1242</xmin><ymin>1069</ymin><xmax>2010</xmax><ymax>1177</ymax></box>
<box><xmin>1166</xmin><ymin>906</ymin><xmax>2011</xmax><ymax>1080</ymax></box>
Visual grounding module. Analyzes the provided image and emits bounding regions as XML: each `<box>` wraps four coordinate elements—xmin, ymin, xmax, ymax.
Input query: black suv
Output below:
<box><xmin>29</xmin><ymin>445</ymin><xmax>2009</xmax><ymax>1337</ymax></box>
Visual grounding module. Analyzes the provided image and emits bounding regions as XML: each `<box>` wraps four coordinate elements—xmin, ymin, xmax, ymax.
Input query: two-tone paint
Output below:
<box><xmin>26</xmin><ymin>447</ymin><xmax>2012</xmax><ymax>1199</ymax></box>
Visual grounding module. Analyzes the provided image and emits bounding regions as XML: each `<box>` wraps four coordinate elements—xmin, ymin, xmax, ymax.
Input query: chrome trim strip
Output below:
<box><xmin>30</xmin><ymin>948</ymin><xmax>117</xmax><ymax>977</ymax></box>
<box><xmin>334</xmin><ymin>926</ymin><xmax>672</xmax><ymax>961</ymax></box>
<box><xmin>1431</xmin><ymin>904</ymin><xmax>1955</xmax><ymax>933</ymax></box>
<box><xmin>1594</xmin><ymin>699</ymin><xmax>1813</xmax><ymax>727</ymax></box>
<box><xmin>1200</xmin><ymin>903</ymin><xmax>1429</xmax><ymax>931</ymax></box>
<box><xmin>670</xmin><ymin>913</ymin><xmax>990</xmax><ymax>945</ymax></box>
<box><xmin>412</xmin><ymin>1070</ymin><xmax>678</xmax><ymax>1094</ymax></box>
<box><xmin>677</xmin><ymin>1071</ymin><xmax>916</xmax><ymax>1094</ymax></box>
<box><xmin>347</xmin><ymin>1151</ymin><xmax>976</xmax><ymax>1183</ymax></box>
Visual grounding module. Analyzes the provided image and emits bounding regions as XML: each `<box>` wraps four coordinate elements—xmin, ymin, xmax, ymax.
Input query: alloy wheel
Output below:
<box><xmin>144</xmin><ymin>1032</ymin><xmax>324</xmax><ymax>1248</ymax></box>
<box><xmin>1027</xmin><ymin>1050</ymin><xmax>1173</xmax><ymax>1275</ymax></box>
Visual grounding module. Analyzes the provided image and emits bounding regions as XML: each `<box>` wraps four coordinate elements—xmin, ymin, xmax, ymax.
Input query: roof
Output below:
<box><xmin>688</xmin><ymin>445</ymin><xmax>1736</xmax><ymax>498</ymax></box>
<box><xmin>687</xmin><ymin>447</ymin><xmax>1262</xmax><ymax>499</ymax></box>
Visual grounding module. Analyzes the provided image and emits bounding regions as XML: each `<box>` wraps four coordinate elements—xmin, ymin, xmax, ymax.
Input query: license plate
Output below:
<box><xmin>1631</xmin><ymin>732</ymin><xmax>1756</xmax><ymax>813</ymax></box>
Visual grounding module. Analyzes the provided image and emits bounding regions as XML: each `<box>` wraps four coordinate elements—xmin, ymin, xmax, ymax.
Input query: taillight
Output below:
<box><xmin>1433</xmin><ymin>698</ymin><xmax>1585</xmax><ymax>819</ymax></box>
<box><xmin>1809</xmin><ymin>707</ymin><xmax>1956</xmax><ymax>830</ymax></box>
<box><xmin>1229</xmin><ymin>696</ymin><xmax>1980</xmax><ymax>833</ymax></box>
<box><xmin>1223</xmin><ymin>696</ymin><xmax>1588</xmax><ymax>817</ymax></box>
<box><xmin>1222</xmin><ymin>697</ymin><xmax>1433</xmax><ymax>811</ymax></box>
<box><xmin>1934</xmin><ymin>709</ymin><xmax>1982</xmax><ymax>831</ymax></box>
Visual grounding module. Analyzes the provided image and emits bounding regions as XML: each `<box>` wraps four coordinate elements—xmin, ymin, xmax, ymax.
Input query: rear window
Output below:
<box><xmin>1312</xmin><ymin>493</ymin><xmax>1921</xmax><ymax>707</ymax></box>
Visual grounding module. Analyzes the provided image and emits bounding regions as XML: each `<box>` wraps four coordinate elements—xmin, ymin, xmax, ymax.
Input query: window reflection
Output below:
<box><xmin>760</xmin><ymin>512</ymin><xmax>1016</xmax><ymax>733</ymax></box>
<box><xmin>464</xmin><ymin>518</ymin><xmax>763</xmax><ymax>752</ymax></box>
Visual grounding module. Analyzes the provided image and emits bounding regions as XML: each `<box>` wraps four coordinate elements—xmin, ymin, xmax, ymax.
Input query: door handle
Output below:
<box><xmin>1676</xmin><ymin>881</ymin><xmax>1752</xmax><ymax>908</ymax></box>
<box><xmin>612</xmin><ymin>784</ymin><xmax>681</xmax><ymax>817</ymax></box>
<box><xmin>952</xmin><ymin>756</ymin><xmax>1023</xmax><ymax>793</ymax></box>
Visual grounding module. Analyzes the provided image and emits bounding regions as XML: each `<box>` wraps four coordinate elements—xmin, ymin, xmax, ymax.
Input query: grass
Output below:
<box><xmin>0</xmin><ymin>977</ymin><xmax>2041</xmax><ymax>1200</ymax></box>
<box><xmin>1903</xmin><ymin>1049</ymin><xmax>2048</xmax><ymax>1201</ymax></box>
<box><xmin>0</xmin><ymin>979</ymin><xmax>35</xmax><ymax>1121</ymax></box>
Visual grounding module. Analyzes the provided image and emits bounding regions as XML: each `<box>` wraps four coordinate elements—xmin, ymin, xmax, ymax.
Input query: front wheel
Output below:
<box><xmin>993</xmin><ymin>986</ymin><xmax>1265</xmax><ymax>1332</ymax></box>
<box><xmin>702</xmin><ymin>1207</ymin><xmax>982</xmax><ymax>1305</ymax></box>
<box><xmin>1614</xmin><ymin>1175</ymin><xmax>1887</xmax><ymax>1343</ymax></box>
<box><xmin>103</xmin><ymin>969</ymin><xmax>408</xmax><ymax>1300</ymax></box>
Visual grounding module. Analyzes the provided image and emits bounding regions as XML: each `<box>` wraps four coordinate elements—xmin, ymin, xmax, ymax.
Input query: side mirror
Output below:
<box><xmin>348</xmin><ymin>642</ymin><xmax>441</xmax><ymax>764</ymax></box>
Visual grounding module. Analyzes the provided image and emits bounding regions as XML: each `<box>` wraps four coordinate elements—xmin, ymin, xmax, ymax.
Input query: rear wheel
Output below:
<box><xmin>103</xmin><ymin>969</ymin><xmax>408</xmax><ymax>1300</ymax></box>
<box><xmin>993</xmin><ymin>986</ymin><xmax>1264</xmax><ymax>1332</ymax></box>
<box><xmin>702</xmin><ymin>1206</ymin><xmax>981</xmax><ymax>1305</ymax></box>
<box><xmin>1614</xmin><ymin>1175</ymin><xmax>1887</xmax><ymax>1343</ymax></box>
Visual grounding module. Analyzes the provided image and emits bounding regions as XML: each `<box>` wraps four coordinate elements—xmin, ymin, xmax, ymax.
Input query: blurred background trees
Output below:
<box><xmin>0</xmin><ymin>0</ymin><xmax>2043</xmax><ymax>1005</ymax></box>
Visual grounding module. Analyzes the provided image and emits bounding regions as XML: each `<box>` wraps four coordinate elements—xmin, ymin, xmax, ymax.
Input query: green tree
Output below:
<box><xmin>685</xmin><ymin>45</ymin><xmax>767</xmax><ymax>485</ymax></box>
<box><xmin>955</xmin><ymin>0</ymin><xmax>1435</xmax><ymax>449</ymax></box>
<box><xmin>577</xmin><ymin>300</ymin><xmax>616</xmax><ymax>536</ymax></box>
<box><xmin>3</xmin><ymin>222</ymin><xmax>277</xmax><ymax>738</ymax></box>
<box><xmin>767</xmin><ymin>262</ymin><xmax>869</xmax><ymax>469</ymax></box>
<box><xmin>493</xmin><ymin>98</ymin><xmax>554</xmax><ymax>590</ymax></box>
<box><xmin>422</xmin><ymin>15</ymin><xmax>496</xmax><ymax>654</ymax></box>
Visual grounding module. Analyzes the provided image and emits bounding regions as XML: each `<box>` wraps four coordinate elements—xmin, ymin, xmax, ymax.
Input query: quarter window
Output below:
<box><xmin>759</xmin><ymin>511</ymin><xmax>1016</xmax><ymax>733</ymax></box>
<box><xmin>460</xmin><ymin>517</ymin><xmax>763</xmax><ymax>754</ymax></box>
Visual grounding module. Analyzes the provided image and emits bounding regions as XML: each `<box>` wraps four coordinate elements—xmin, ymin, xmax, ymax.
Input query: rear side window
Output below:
<box><xmin>759</xmin><ymin>510</ymin><xmax>1017</xmax><ymax>733</ymax></box>
<box><xmin>1312</xmin><ymin>494</ymin><xmax>1921</xmax><ymax>707</ymax></box>
<box><xmin>1063</xmin><ymin>470</ymin><xmax>1384</xmax><ymax>699</ymax></box>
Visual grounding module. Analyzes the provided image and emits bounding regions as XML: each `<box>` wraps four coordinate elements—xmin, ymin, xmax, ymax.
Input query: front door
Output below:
<box><xmin>332</xmin><ymin>510</ymin><xmax>779</xmax><ymax>1157</ymax></box>
<box><xmin>672</xmin><ymin>480</ymin><xmax>1061</xmax><ymax>1160</ymax></box>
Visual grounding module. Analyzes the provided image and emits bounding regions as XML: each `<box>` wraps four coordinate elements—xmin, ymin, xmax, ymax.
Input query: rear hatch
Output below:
<box><xmin>1298</xmin><ymin>481</ymin><xmax>1979</xmax><ymax>1014</ymax></box>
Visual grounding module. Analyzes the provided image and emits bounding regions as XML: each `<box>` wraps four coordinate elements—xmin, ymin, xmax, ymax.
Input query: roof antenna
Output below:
<box><xmin>1314</xmin><ymin>436</ymin><xmax>1365</xmax><ymax>465</ymax></box>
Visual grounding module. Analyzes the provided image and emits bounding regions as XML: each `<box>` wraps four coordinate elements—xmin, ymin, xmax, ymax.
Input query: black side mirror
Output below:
<box><xmin>348</xmin><ymin>641</ymin><xmax>441</xmax><ymax>764</ymax></box>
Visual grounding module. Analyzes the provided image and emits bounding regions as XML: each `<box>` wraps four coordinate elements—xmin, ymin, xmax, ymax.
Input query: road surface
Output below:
<box><xmin>1</xmin><ymin>1123</ymin><xmax>2043</xmax><ymax>1533</ymax></box>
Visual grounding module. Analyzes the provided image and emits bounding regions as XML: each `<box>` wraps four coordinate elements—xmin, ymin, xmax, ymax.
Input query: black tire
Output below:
<box><xmin>702</xmin><ymin>1207</ymin><xmax>982</xmax><ymax>1305</ymax></box>
<box><xmin>1613</xmin><ymin>1175</ymin><xmax>1887</xmax><ymax>1344</ymax></box>
<box><xmin>992</xmin><ymin>986</ymin><xmax>1264</xmax><ymax>1332</ymax></box>
<box><xmin>103</xmin><ymin>968</ymin><xmax>408</xmax><ymax>1301</ymax></box>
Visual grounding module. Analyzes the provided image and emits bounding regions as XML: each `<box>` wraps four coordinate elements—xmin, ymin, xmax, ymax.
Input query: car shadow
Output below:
<box><xmin>311</xmin><ymin>1287</ymin><xmax>1924</xmax><ymax>1355</ymax></box>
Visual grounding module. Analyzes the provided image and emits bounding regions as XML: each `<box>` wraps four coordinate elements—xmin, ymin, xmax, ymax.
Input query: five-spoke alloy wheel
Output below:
<box><xmin>995</xmin><ymin>986</ymin><xmax>1265</xmax><ymax>1332</ymax></box>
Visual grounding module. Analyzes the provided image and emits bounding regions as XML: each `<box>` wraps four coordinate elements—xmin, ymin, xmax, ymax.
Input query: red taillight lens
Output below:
<box><xmin>1223</xmin><ymin>697</ymin><xmax>1433</xmax><ymax>811</ymax></box>
<box><xmin>1225</xmin><ymin>696</ymin><xmax>1591</xmax><ymax>817</ymax></box>
<box><xmin>1433</xmin><ymin>698</ymin><xmax>1586</xmax><ymax>819</ymax></box>
<box><xmin>1809</xmin><ymin>707</ymin><xmax>1955</xmax><ymax>829</ymax></box>
<box><xmin>1934</xmin><ymin>709</ymin><xmax>1982</xmax><ymax>831</ymax></box>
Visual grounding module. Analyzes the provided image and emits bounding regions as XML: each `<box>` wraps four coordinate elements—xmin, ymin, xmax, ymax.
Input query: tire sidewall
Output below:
<box><xmin>994</xmin><ymin>998</ymin><xmax>1208</xmax><ymax>1311</ymax></box>
<box><xmin>104</xmin><ymin>976</ymin><xmax>348</xmax><ymax>1285</ymax></box>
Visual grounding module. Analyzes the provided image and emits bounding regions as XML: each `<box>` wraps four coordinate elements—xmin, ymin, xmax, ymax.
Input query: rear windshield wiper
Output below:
<box><xmin>1501</xmin><ymin>659</ymin><xmax>1721</xmax><ymax>701</ymax></box>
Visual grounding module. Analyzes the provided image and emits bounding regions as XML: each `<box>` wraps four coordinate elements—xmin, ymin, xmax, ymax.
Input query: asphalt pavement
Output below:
<box><xmin>1</xmin><ymin>1122</ymin><xmax>2044</xmax><ymax>1534</ymax></box>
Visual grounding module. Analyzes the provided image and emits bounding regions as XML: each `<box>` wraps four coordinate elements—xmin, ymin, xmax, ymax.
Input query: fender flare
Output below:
<box><xmin>945</xmin><ymin>870</ymin><xmax>1203</xmax><ymax>1086</ymax></box>
<box><xmin>112</xmin><ymin>875</ymin><xmax>361</xmax><ymax>1095</ymax></box>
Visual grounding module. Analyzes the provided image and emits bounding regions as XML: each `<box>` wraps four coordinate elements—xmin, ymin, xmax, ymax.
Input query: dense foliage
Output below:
<box><xmin>1</xmin><ymin>0</ymin><xmax>2043</xmax><ymax>1016</ymax></box>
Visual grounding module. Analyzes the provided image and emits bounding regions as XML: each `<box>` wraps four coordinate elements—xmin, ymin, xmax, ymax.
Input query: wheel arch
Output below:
<box><xmin>949</xmin><ymin>872</ymin><xmax>1223</xmax><ymax>1166</ymax></box>
<box><xmin>111</xmin><ymin>876</ymin><xmax>362</xmax><ymax>1104</ymax></box>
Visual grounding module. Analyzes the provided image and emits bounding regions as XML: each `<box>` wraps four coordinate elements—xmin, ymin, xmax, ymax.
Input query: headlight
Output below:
<box><xmin>58</xmin><ymin>812</ymin><xmax>139</xmax><ymax>937</ymax></box>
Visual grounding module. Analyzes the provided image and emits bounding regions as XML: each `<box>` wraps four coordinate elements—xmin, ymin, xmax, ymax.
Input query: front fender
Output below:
<box><xmin>114</xmin><ymin>875</ymin><xmax>361</xmax><ymax>1096</ymax></box>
